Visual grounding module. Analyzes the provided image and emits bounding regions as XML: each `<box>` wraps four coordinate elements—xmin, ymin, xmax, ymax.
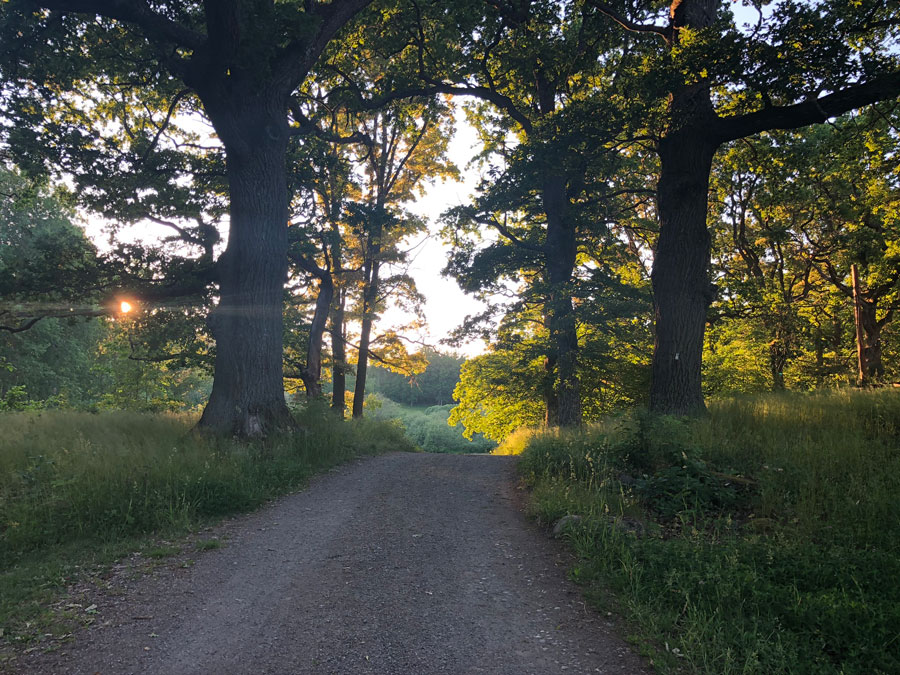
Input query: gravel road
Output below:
<box><xmin>17</xmin><ymin>452</ymin><xmax>648</xmax><ymax>675</ymax></box>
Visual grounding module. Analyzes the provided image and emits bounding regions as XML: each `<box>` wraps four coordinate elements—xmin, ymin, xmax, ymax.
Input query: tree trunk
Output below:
<box><xmin>858</xmin><ymin>294</ymin><xmax>885</xmax><ymax>382</ymax></box>
<box><xmin>647</xmin><ymin>0</ymin><xmax>720</xmax><ymax>416</ymax></box>
<box><xmin>815</xmin><ymin>336</ymin><xmax>825</xmax><ymax>387</ymax></box>
<box><xmin>300</xmin><ymin>274</ymin><xmax>334</xmax><ymax>399</ymax></box>
<box><xmin>196</xmin><ymin>101</ymin><xmax>293</xmax><ymax>437</ymax></box>
<box><xmin>852</xmin><ymin>264</ymin><xmax>869</xmax><ymax>385</ymax></box>
<box><xmin>768</xmin><ymin>341</ymin><xmax>788</xmax><ymax>391</ymax></box>
<box><xmin>542</xmin><ymin>353</ymin><xmax>559</xmax><ymax>427</ymax></box>
<box><xmin>352</xmin><ymin>258</ymin><xmax>380</xmax><ymax>419</ymax></box>
<box><xmin>649</xmin><ymin>130</ymin><xmax>717</xmax><ymax>415</ymax></box>
<box><xmin>331</xmin><ymin>287</ymin><xmax>347</xmax><ymax>416</ymax></box>
<box><xmin>542</xmin><ymin>174</ymin><xmax>581</xmax><ymax>427</ymax></box>
<box><xmin>831</xmin><ymin>315</ymin><xmax>844</xmax><ymax>374</ymax></box>
<box><xmin>764</xmin><ymin>312</ymin><xmax>791</xmax><ymax>391</ymax></box>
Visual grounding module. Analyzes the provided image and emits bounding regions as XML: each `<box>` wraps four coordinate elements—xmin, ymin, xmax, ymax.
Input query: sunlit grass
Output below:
<box><xmin>491</xmin><ymin>426</ymin><xmax>540</xmax><ymax>455</ymax></box>
<box><xmin>369</xmin><ymin>396</ymin><xmax>496</xmax><ymax>453</ymax></box>
<box><xmin>517</xmin><ymin>389</ymin><xmax>900</xmax><ymax>675</ymax></box>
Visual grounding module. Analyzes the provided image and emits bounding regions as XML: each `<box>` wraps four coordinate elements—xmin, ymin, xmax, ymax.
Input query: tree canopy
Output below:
<box><xmin>1</xmin><ymin>0</ymin><xmax>899</xmax><ymax>442</ymax></box>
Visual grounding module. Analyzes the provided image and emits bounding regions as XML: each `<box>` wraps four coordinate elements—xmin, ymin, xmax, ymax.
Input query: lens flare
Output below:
<box><xmin>120</xmin><ymin>301</ymin><xmax>133</xmax><ymax>314</ymax></box>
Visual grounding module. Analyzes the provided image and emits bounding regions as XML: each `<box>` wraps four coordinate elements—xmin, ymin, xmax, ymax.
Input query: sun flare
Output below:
<box><xmin>120</xmin><ymin>301</ymin><xmax>133</xmax><ymax>314</ymax></box>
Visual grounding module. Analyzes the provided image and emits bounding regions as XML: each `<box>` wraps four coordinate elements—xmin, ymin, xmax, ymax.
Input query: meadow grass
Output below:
<box><xmin>516</xmin><ymin>389</ymin><xmax>900</xmax><ymax>674</ymax></box>
<box><xmin>370</xmin><ymin>396</ymin><xmax>496</xmax><ymax>453</ymax></box>
<box><xmin>0</xmin><ymin>404</ymin><xmax>413</xmax><ymax>645</ymax></box>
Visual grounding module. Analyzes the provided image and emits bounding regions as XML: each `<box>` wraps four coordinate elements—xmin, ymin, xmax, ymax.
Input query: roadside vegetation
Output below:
<box><xmin>514</xmin><ymin>389</ymin><xmax>900</xmax><ymax>675</ymax></box>
<box><xmin>0</xmin><ymin>405</ymin><xmax>413</xmax><ymax>647</ymax></box>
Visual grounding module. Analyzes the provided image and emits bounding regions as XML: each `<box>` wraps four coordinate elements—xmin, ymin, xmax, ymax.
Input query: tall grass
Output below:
<box><xmin>0</xmin><ymin>404</ymin><xmax>413</xmax><ymax>643</ymax></box>
<box><xmin>517</xmin><ymin>390</ymin><xmax>900</xmax><ymax>674</ymax></box>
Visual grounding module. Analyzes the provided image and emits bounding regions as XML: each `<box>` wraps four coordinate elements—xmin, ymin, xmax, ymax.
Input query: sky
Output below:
<box><xmin>388</xmin><ymin>108</ymin><xmax>489</xmax><ymax>357</ymax></box>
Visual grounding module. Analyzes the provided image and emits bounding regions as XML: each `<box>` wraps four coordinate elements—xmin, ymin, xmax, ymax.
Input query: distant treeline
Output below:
<box><xmin>362</xmin><ymin>350</ymin><xmax>463</xmax><ymax>408</ymax></box>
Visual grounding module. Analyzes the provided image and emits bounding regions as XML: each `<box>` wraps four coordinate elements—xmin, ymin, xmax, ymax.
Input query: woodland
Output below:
<box><xmin>0</xmin><ymin>0</ymin><xmax>898</xmax><ymax>435</ymax></box>
<box><xmin>2</xmin><ymin>1</ymin><xmax>900</xmax><ymax>673</ymax></box>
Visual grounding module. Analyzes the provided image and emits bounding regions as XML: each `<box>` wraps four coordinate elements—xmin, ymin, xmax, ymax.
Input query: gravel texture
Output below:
<box><xmin>15</xmin><ymin>452</ymin><xmax>648</xmax><ymax>675</ymax></box>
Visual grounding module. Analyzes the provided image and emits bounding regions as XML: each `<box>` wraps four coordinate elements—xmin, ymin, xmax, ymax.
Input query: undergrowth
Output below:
<box><xmin>0</xmin><ymin>403</ymin><xmax>413</xmax><ymax>647</ymax></box>
<box><xmin>516</xmin><ymin>389</ymin><xmax>900</xmax><ymax>674</ymax></box>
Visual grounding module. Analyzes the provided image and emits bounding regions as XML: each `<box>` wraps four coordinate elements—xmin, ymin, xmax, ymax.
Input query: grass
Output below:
<box><xmin>369</xmin><ymin>395</ymin><xmax>496</xmax><ymax>453</ymax></box>
<box><xmin>0</xmin><ymin>403</ymin><xmax>413</xmax><ymax>648</ymax></box>
<box><xmin>515</xmin><ymin>389</ymin><xmax>900</xmax><ymax>674</ymax></box>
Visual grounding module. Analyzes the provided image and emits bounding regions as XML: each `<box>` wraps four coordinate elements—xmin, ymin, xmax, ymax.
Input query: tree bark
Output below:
<box><xmin>542</xmin><ymin>353</ymin><xmax>559</xmax><ymax>427</ymax></box>
<box><xmin>645</xmin><ymin>0</ymin><xmax>719</xmax><ymax>416</ymax></box>
<box><xmin>768</xmin><ymin>339</ymin><xmax>788</xmax><ymax>391</ymax></box>
<box><xmin>764</xmin><ymin>307</ymin><xmax>792</xmax><ymax>391</ymax></box>
<box><xmin>300</xmin><ymin>274</ymin><xmax>334</xmax><ymax>399</ymax></box>
<box><xmin>852</xmin><ymin>264</ymin><xmax>868</xmax><ymax>385</ymax></box>
<box><xmin>649</xmin><ymin>128</ymin><xmax>717</xmax><ymax>415</ymax></box>
<box><xmin>196</xmin><ymin>100</ymin><xmax>293</xmax><ymax>437</ymax></box>
<box><xmin>862</xmin><ymin>310</ymin><xmax>885</xmax><ymax>381</ymax></box>
<box><xmin>331</xmin><ymin>287</ymin><xmax>347</xmax><ymax>416</ymax></box>
<box><xmin>860</xmin><ymin>302</ymin><xmax>885</xmax><ymax>381</ymax></box>
<box><xmin>352</xmin><ymin>255</ymin><xmax>380</xmax><ymax>419</ymax></box>
<box><xmin>854</xmin><ymin>277</ymin><xmax>887</xmax><ymax>383</ymax></box>
<box><xmin>542</xmin><ymin>173</ymin><xmax>581</xmax><ymax>427</ymax></box>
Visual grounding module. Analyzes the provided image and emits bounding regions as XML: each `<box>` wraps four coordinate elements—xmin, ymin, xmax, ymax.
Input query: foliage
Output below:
<box><xmin>366</xmin><ymin>349</ymin><xmax>463</xmax><ymax>406</ymax></box>
<box><xmin>369</xmin><ymin>395</ymin><xmax>495</xmax><ymax>454</ymax></box>
<box><xmin>449</xmin><ymin>310</ymin><xmax>652</xmax><ymax>442</ymax></box>
<box><xmin>449</xmin><ymin>347</ymin><xmax>547</xmax><ymax>442</ymax></box>
<box><xmin>707</xmin><ymin>106</ymin><xmax>900</xmax><ymax>391</ymax></box>
<box><xmin>0</xmin><ymin>406</ymin><xmax>414</xmax><ymax>643</ymax></box>
<box><xmin>517</xmin><ymin>390</ymin><xmax>900</xmax><ymax>674</ymax></box>
<box><xmin>0</xmin><ymin>318</ymin><xmax>104</xmax><ymax>408</ymax></box>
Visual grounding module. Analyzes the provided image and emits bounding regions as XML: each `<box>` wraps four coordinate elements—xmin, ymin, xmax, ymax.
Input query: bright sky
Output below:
<box><xmin>391</xmin><ymin>107</ymin><xmax>488</xmax><ymax>357</ymax></box>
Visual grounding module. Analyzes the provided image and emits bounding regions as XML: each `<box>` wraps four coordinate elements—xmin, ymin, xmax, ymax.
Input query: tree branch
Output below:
<box><xmin>287</xmin><ymin>98</ymin><xmax>371</xmax><ymax>144</ymax></box>
<box><xmin>473</xmin><ymin>212</ymin><xmax>545</xmax><ymax>253</ymax></box>
<box><xmin>36</xmin><ymin>0</ymin><xmax>205</xmax><ymax>48</ymax></box>
<box><xmin>272</xmin><ymin>0</ymin><xmax>374</xmax><ymax>92</ymax></box>
<box><xmin>289</xmin><ymin>249</ymin><xmax>329</xmax><ymax>280</ymax></box>
<box><xmin>716</xmin><ymin>71</ymin><xmax>900</xmax><ymax>143</ymax></box>
<box><xmin>586</xmin><ymin>1</ymin><xmax>671</xmax><ymax>42</ymax></box>
<box><xmin>0</xmin><ymin>308</ymin><xmax>107</xmax><ymax>333</ymax></box>
<box><xmin>362</xmin><ymin>83</ymin><xmax>534</xmax><ymax>135</ymax></box>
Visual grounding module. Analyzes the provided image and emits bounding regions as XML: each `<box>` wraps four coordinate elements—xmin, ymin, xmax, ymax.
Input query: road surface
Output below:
<box><xmin>17</xmin><ymin>453</ymin><xmax>648</xmax><ymax>674</ymax></box>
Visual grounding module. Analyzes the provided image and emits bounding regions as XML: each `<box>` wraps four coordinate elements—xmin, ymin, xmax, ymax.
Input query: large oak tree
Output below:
<box><xmin>1</xmin><ymin>0</ymin><xmax>373</xmax><ymax>436</ymax></box>
<box><xmin>591</xmin><ymin>0</ymin><xmax>900</xmax><ymax>413</ymax></box>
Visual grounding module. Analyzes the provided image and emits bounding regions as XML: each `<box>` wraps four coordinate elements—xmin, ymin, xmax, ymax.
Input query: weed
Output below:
<box><xmin>195</xmin><ymin>538</ymin><xmax>223</xmax><ymax>552</ymax></box>
<box><xmin>144</xmin><ymin>545</ymin><xmax>180</xmax><ymax>559</ymax></box>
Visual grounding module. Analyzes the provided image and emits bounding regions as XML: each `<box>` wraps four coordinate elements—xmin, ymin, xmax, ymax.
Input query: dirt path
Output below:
<box><xmin>17</xmin><ymin>453</ymin><xmax>648</xmax><ymax>675</ymax></box>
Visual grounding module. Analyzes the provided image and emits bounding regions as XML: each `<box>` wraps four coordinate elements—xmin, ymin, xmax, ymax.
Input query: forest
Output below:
<box><xmin>1</xmin><ymin>1</ymin><xmax>899</xmax><ymax>673</ymax></box>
